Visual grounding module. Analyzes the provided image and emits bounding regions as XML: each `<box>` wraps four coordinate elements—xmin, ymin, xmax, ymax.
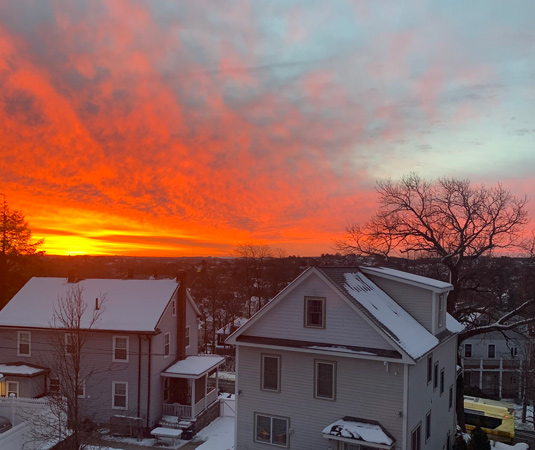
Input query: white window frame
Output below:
<box><xmin>112</xmin><ymin>381</ymin><xmax>128</xmax><ymax>410</ymax></box>
<box><xmin>427</xmin><ymin>355</ymin><xmax>433</xmax><ymax>384</ymax></box>
<box><xmin>304</xmin><ymin>296</ymin><xmax>325</xmax><ymax>328</ymax></box>
<box><xmin>314</xmin><ymin>360</ymin><xmax>336</xmax><ymax>400</ymax></box>
<box><xmin>254</xmin><ymin>413</ymin><xmax>289</xmax><ymax>447</ymax></box>
<box><xmin>185</xmin><ymin>325</ymin><xmax>190</xmax><ymax>348</ymax></box>
<box><xmin>172</xmin><ymin>298</ymin><xmax>176</xmax><ymax>317</ymax></box>
<box><xmin>7</xmin><ymin>381</ymin><xmax>19</xmax><ymax>397</ymax></box>
<box><xmin>65</xmin><ymin>333</ymin><xmax>75</xmax><ymax>355</ymax></box>
<box><xmin>164</xmin><ymin>332</ymin><xmax>170</xmax><ymax>357</ymax></box>
<box><xmin>464</xmin><ymin>343</ymin><xmax>472</xmax><ymax>358</ymax></box>
<box><xmin>113</xmin><ymin>336</ymin><xmax>129</xmax><ymax>362</ymax></box>
<box><xmin>438</xmin><ymin>294</ymin><xmax>444</xmax><ymax>327</ymax></box>
<box><xmin>433</xmin><ymin>361</ymin><xmax>439</xmax><ymax>390</ymax></box>
<box><xmin>440</xmin><ymin>368</ymin><xmax>445</xmax><ymax>395</ymax></box>
<box><xmin>411</xmin><ymin>423</ymin><xmax>421</xmax><ymax>450</ymax></box>
<box><xmin>261</xmin><ymin>354</ymin><xmax>281</xmax><ymax>392</ymax></box>
<box><xmin>77</xmin><ymin>379</ymin><xmax>86</xmax><ymax>398</ymax></box>
<box><xmin>488</xmin><ymin>343</ymin><xmax>496</xmax><ymax>359</ymax></box>
<box><xmin>49</xmin><ymin>377</ymin><xmax>60</xmax><ymax>394</ymax></box>
<box><xmin>425</xmin><ymin>411</ymin><xmax>431</xmax><ymax>442</ymax></box>
<box><xmin>17</xmin><ymin>330</ymin><xmax>31</xmax><ymax>357</ymax></box>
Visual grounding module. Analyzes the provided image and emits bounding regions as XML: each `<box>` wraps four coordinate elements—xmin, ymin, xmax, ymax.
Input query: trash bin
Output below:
<box><xmin>181</xmin><ymin>428</ymin><xmax>194</xmax><ymax>440</ymax></box>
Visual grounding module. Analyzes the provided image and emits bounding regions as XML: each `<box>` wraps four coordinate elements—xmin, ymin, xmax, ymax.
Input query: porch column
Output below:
<box><xmin>191</xmin><ymin>379</ymin><xmax>195</xmax><ymax>419</ymax></box>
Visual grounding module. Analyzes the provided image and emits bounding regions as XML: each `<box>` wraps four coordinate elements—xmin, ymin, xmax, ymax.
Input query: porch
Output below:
<box><xmin>161</xmin><ymin>355</ymin><xmax>224</xmax><ymax>421</ymax></box>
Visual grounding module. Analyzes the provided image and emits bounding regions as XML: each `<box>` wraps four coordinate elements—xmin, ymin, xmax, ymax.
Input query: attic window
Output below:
<box><xmin>438</xmin><ymin>294</ymin><xmax>445</xmax><ymax>328</ymax></box>
<box><xmin>304</xmin><ymin>297</ymin><xmax>325</xmax><ymax>329</ymax></box>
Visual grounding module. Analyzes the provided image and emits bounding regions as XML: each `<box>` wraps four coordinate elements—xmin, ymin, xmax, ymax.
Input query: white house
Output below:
<box><xmin>227</xmin><ymin>266</ymin><xmax>463</xmax><ymax>450</ymax></box>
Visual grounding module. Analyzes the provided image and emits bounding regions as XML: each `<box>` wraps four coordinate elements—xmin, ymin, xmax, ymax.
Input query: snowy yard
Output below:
<box><xmin>89</xmin><ymin>416</ymin><xmax>235</xmax><ymax>450</ymax></box>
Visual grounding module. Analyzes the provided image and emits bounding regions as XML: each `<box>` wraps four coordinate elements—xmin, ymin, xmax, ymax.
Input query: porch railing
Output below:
<box><xmin>163</xmin><ymin>387</ymin><xmax>218</xmax><ymax>419</ymax></box>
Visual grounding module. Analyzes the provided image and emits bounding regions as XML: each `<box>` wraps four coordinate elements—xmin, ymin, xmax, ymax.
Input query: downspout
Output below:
<box><xmin>146</xmin><ymin>335</ymin><xmax>152</xmax><ymax>430</ymax></box>
<box><xmin>137</xmin><ymin>335</ymin><xmax>142</xmax><ymax>418</ymax></box>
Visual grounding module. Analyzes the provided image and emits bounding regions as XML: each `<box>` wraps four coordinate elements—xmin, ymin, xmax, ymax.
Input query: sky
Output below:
<box><xmin>0</xmin><ymin>0</ymin><xmax>534</xmax><ymax>257</ymax></box>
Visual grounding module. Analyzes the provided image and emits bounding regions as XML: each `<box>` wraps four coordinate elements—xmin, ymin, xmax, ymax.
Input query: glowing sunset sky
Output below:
<box><xmin>1</xmin><ymin>1</ymin><xmax>534</xmax><ymax>256</ymax></box>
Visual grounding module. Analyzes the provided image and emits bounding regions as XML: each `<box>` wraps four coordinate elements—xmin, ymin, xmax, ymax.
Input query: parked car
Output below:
<box><xmin>0</xmin><ymin>416</ymin><xmax>12</xmax><ymax>433</ymax></box>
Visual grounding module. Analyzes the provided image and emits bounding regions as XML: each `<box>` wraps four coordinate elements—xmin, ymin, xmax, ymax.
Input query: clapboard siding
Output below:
<box><xmin>407</xmin><ymin>337</ymin><xmax>457</xmax><ymax>450</ymax></box>
<box><xmin>246</xmin><ymin>272</ymin><xmax>394</xmax><ymax>351</ymax></box>
<box><xmin>186</xmin><ymin>296</ymin><xmax>199</xmax><ymax>356</ymax></box>
<box><xmin>236</xmin><ymin>346</ymin><xmax>404</xmax><ymax>450</ymax></box>
<box><xmin>365</xmin><ymin>275</ymin><xmax>434</xmax><ymax>333</ymax></box>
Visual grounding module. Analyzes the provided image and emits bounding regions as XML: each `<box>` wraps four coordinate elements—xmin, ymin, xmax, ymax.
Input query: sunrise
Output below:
<box><xmin>1</xmin><ymin>1</ymin><xmax>534</xmax><ymax>257</ymax></box>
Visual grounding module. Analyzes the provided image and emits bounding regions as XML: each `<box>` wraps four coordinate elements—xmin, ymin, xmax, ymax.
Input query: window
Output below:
<box><xmin>449</xmin><ymin>385</ymin><xmax>453</xmax><ymax>410</ymax></box>
<box><xmin>427</xmin><ymin>355</ymin><xmax>433</xmax><ymax>384</ymax></box>
<box><xmin>261</xmin><ymin>354</ymin><xmax>280</xmax><ymax>392</ymax></box>
<box><xmin>411</xmin><ymin>423</ymin><xmax>421</xmax><ymax>450</ymax></box>
<box><xmin>315</xmin><ymin>361</ymin><xmax>336</xmax><ymax>400</ymax></box>
<box><xmin>112</xmin><ymin>382</ymin><xmax>128</xmax><ymax>409</ymax></box>
<box><xmin>511</xmin><ymin>347</ymin><xmax>518</xmax><ymax>357</ymax></box>
<box><xmin>7</xmin><ymin>381</ymin><xmax>19</xmax><ymax>398</ymax></box>
<box><xmin>77</xmin><ymin>379</ymin><xmax>86</xmax><ymax>398</ymax></box>
<box><xmin>433</xmin><ymin>362</ymin><xmax>439</xmax><ymax>390</ymax></box>
<box><xmin>438</xmin><ymin>294</ymin><xmax>444</xmax><ymax>328</ymax></box>
<box><xmin>185</xmin><ymin>325</ymin><xmax>190</xmax><ymax>348</ymax></box>
<box><xmin>113</xmin><ymin>336</ymin><xmax>129</xmax><ymax>362</ymax></box>
<box><xmin>255</xmin><ymin>413</ymin><xmax>289</xmax><ymax>447</ymax></box>
<box><xmin>304</xmin><ymin>296</ymin><xmax>325</xmax><ymax>328</ymax></box>
<box><xmin>65</xmin><ymin>334</ymin><xmax>76</xmax><ymax>354</ymax></box>
<box><xmin>50</xmin><ymin>378</ymin><xmax>60</xmax><ymax>394</ymax></box>
<box><xmin>164</xmin><ymin>332</ymin><xmax>170</xmax><ymax>357</ymax></box>
<box><xmin>488</xmin><ymin>344</ymin><xmax>496</xmax><ymax>359</ymax></box>
<box><xmin>440</xmin><ymin>368</ymin><xmax>445</xmax><ymax>395</ymax></box>
<box><xmin>17</xmin><ymin>331</ymin><xmax>31</xmax><ymax>356</ymax></box>
<box><xmin>465</xmin><ymin>343</ymin><xmax>472</xmax><ymax>358</ymax></box>
<box><xmin>425</xmin><ymin>411</ymin><xmax>431</xmax><ymax>441</ymax></box>
<box><xmin>447</xmin><ymin>431</ymin><xmax>451</xmax><ymax>450</ymax></box>
<box><xmin>172</xmin><ymin>298</ymin><xmax>176</xmax><ymax>317</ymax></box>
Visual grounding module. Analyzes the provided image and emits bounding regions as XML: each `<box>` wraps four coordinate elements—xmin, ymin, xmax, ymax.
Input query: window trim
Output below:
<box><xmin>185</xmin><ymin>325</ymin><xmax>190</xmax><ymax>349</ymax></box>
<box><xmin>17</xmin><ymin>330</ymin><xmax>31</xmax><ymax>357</ymax></box>
<box><xmin>449</xmin><ymin>385</ymin><xmax>454</xmax><ymax>410</ymax></box>
<box><xmin>440</xmin><ymin>368</ymin><xmax>445</xmax><ymax>395</ymax></box>
<box><xmin>304</xmin><ymin>296</ymin><xmax>326</xmax><ymax>329</ymax></box>
<box><xmin>254</xmin><ymin>412</ymin><xmax>289</xmax><ymax>448</ymax></box>
<box><xmin>427</xmin><ymin>355</ymin><xmax>433</xmax><ymax>385</ymax></box>
<box><xmin>433</xmin><ymin>361</ymin><xmax>439</xmax><ymax>390</ymax></box>
<box><xmin>411</xmin><ymin>422</ymin><xmax>422</xmax><ymax>450</ymax></box>
<box><xmin>314</xmin><ymin>360</ymin><xmax>336</xmax><ymax>400</ymax></box>
<box><xmin>464</xmin><ymin>343</ymin><xmax>472</xmax><ymax>358</ymax></box>
<box><xmin>7</xmin><ymin>381</ymin><xmax>19</xmax><ymax>398</ymax></box>
<box><xmin>164</xmin><ymin>332</ymin><xmax>171</xmax><ymax>357</ymax></box>
<box><xmin>172</xmin><ymin>298</ymin><xmax>176</xmax><ymax>317</ymax></box>
<box><xmin>438</xmin><ymin>294</ymin><xmax>444</xmax><ymax>328</ymax></box>
<box><xmin>425</xmin><ymin>411</ymin><xmax>431</xmax><ymax>442</ymax></box>
<box><xmin>488</xmin><ymin>343</ymin><xmax>496</xmax><ymax>359</ymax></box>
<box><xmin>261</xmin><ymin>354</ymin><xmax>281</xmax><ymax>392</ymax></box>
<box><xmin>112</xmin><ymin>381</ymin><xmax>128</xmax><ymax>410</ymax></box>
<box><xmin>113</xmin><ymin>336</ymin><xmax>129</xmax><ymax>363</ymax></box>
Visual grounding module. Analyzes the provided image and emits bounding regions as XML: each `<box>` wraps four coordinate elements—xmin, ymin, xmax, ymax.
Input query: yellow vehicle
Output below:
<box><xmin>464</xmin><ymin>396</ymin><xmax>515</xmax><ymax>442</ymax></box>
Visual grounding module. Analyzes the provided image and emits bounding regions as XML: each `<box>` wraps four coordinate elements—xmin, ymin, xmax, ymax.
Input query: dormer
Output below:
<box><xmin>360</xmin><ymin>267</ymin><xmax>453</xmax><ymax>336</ymax></box>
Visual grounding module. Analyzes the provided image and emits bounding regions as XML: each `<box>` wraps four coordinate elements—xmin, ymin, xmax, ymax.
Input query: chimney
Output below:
<box><xmin>176</xmin><ymin>270</ymin><xmax>187</xmax><ymax>361</ymax></box>
<box><xmin>67</xmin><ymin>269</ymin><xmax>76</xmax><ymax>283</ymax></box>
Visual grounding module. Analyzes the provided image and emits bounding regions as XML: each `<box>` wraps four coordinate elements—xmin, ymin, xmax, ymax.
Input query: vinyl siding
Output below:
<box><xmin>407</xmin><ymin>337</ymin><xmax>457</xmax><ymax>450</ymax></box>
<box><xmin>186</xmin><ymin>297</ymin><xmax>199</xmax><ymax>356</ymax></box>
<box><xmin>236</xmin><ymin>345</ymin><xmax>404</xmax><ymax>450</ymax></box>
<box><xmin>365</xmin><ymin>274</ymin><xmax>434</xmax><ymax>333</ymax></box>
<box><xmin>246</xmin><ymin>272</ymin><xmax>395</xmax><ymax>351</ymax></box>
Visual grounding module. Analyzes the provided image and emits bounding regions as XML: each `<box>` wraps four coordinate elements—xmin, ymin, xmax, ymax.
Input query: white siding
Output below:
<box><xmin>246</xmin><ymin>272</ymin><xmax>394</xmax><ymax>351</ymax></box>
<box><xmin>407</xmin><ymin>337</ymin><xmax>457</xmax><ymax>450</ymax></box>
<box><xmin>236</xmin><ymin>345</ymin><xmax>404</xmax><ymax>450</ymax></box>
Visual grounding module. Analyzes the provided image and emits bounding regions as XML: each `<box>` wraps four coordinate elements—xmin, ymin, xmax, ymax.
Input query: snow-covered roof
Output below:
<box><xmin>323</xmin><ymin>417</ymin><xmax>395</xmax><ymax>448</ymax></box>
<box><xmin>318</xmin><ymin>268</ymin><xmax>439</xmax><ymax>360</ymax></box>
<box><xmin>0</xmin><ymin>277</ymin><xmax>179</xmax><ymax>332</ymax></box>
<box><xmin>361</xmin><ymin>266</ymin><xmax>452</xmax><ymax>291</ymax></box>
<box><xmin>162</xmin><ymin>355</ymin><xmax>225</xmax><ymax>379</ymax></box>
<box><xmin>0</xmin><ymin>363</ymin><xmax>47</xmax><ymax>377</ymax></box>
<box><xmin>446</xmin><ymin>313</ymin><xmax>464</xmax><ymax>333</ymax></box>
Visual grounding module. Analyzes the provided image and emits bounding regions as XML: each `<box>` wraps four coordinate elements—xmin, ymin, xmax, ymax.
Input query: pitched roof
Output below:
<box><xmin>0</xmin><ymin>277</ymin><xmax>179</xmax><ymax>332</ymax></box>
<box><xmin>361</xmin><ymin>266</ymin><xmax>452</xmax><ymax>291</ymax></box>
<box><xmin>316</xmin><ymin>267</ymin><xmax>442</xmax><ymax>360</ymax></box>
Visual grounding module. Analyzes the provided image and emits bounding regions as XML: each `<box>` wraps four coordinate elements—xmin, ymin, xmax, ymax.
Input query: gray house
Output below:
<box><xmin>0</xmin><ymin>272</ymin><xmax>223</xmax><ymax>430</ymax></box>
<box><xmin>227</xmin><ymin>266</ymin><xmax>463</xmax><ymax>450</ymax></box>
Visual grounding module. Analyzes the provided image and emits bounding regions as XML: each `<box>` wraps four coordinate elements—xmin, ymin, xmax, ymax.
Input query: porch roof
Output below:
<box><xmin>322</xmin><ymin>416</ymin><xmax>395</xmax><ymax>449</ymax></box>
<box><xmin>162</xmin><ymin>356</ymin><xmax>225</xmax><ymax>379</ymax></box>
<box><xmin>0</xmin><ymin>363</ymin><xmax>48</xmax><ymax>378</ymax></box>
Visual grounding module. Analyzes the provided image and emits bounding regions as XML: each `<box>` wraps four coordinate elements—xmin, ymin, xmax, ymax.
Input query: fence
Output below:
<box><xmin>220</xmin><ymin>396</ymin><xmax>235</xmax><ymax>417</ymax></box>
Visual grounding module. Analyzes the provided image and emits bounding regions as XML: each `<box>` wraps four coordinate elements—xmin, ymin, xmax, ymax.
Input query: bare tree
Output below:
<box><xmin>235</xmin><ymin>244</ymin><xmax>273</xmax><ymax>316</ymax></box>
<box><xmin>42</xmin><ymin>285</ymin><xmax>105</xmax><ymax>449</ymax></box>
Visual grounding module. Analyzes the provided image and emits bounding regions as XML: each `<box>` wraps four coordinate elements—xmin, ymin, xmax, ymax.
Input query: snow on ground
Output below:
<box><xmin>195</xmin><ymin>417</ymin><xmax>235</xmax><ymax>450</ymax></box>
<box><xmin>490</xmin><ymin>441</ymin><xmax>529</xmax><ymax>450</ymax></box>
